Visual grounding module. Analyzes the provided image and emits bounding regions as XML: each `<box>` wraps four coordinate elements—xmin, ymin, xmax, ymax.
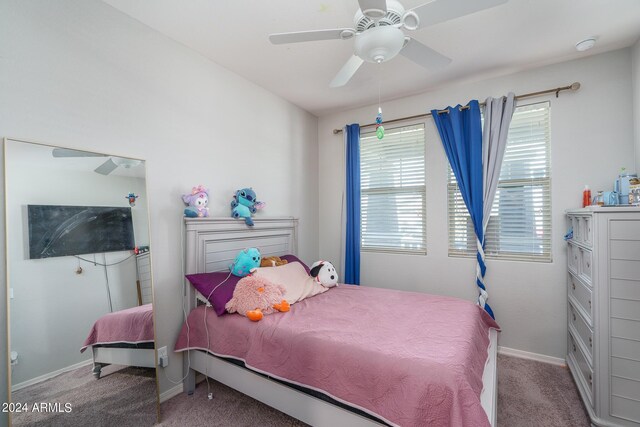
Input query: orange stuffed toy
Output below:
<box><xmin>225</xmin><ymin>274</ymin><xmax>290</xmax><ymax>321</ymax></box>
<box><xmin>260</xmin><ymin>256</ymin><xmax>288</xmax><ymax>268</ymax></box>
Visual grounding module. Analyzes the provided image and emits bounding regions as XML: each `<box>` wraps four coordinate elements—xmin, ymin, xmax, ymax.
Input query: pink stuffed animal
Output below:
<box><xmin>182</xmin><ymin>185</ymin><xmax>210</xmax><ymax>218</ymax></box>
<box><xmin>225</xmin><ymin>275</ymin><xmax>289</xmax><ymax>321</ymax></box>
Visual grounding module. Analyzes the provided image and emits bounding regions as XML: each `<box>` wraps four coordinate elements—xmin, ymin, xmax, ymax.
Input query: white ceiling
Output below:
<box><xmin>102</xmin><ymin>0</ymin><xmax>640</xmax><ymax>116</ymax></box>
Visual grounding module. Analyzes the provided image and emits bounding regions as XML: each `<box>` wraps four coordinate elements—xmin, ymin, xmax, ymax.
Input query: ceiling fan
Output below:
<box><xmin>269</xmin><ymin>0</ymin><xmax>508</xmax><ymax>87</ymax></box>
<box><xmin>52</xmin><ymin>148</ymin><xmax>142</xmax><ymax>175</ymax></box>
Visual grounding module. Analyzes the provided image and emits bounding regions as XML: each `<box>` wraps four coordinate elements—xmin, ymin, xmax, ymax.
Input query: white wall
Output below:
<box><xmin>318</xmin><ymin>49</ymin><xmax>635</xmax><ymax>360</ymax></box>
<box><xmin>5</xmin><ymin>139</ymin><xmax>149</xmax><ymax>386</ymax></box>
<box><xmin>0</xmin><ymin>0</ymin><xmax>319</xmax><ymax>417</ymax></box>
<box><xmin>633</xmin><ymin>38</ymin><xmax>640</xmax><ymax>173</ymax></box>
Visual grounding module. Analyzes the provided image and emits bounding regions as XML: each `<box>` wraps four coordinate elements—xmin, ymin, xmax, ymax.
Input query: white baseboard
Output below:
<box><xmin>159</xmin><ymin>383</ymin><xmax>183</xmax><ymax>403</ymax></box>
<box><xmin>498</xmin><ymin>346</ymin><xmax>566</xmax><ymax>366</ymax></box>
<box><xmin>12</xmin><ymin>359</ymin><xmax>93</xmax><ymax>392</ymax></box>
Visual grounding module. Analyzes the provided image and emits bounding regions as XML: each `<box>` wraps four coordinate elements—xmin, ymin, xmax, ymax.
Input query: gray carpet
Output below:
<box><xmin>496</xmin><ymin>354</ymin><xmax>590</xmax><ymax>427</ymax></box>
<box><xmin>11</xmin><ymin>364</ymin><xmax>157</xmax><ymax>427</ymax></box>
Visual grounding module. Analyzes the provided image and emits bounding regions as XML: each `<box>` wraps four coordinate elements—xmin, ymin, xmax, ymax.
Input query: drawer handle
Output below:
<box><xmin>586</xmin><ymin>261</ymin><xmax>590</xmax><ymax>269</ymax></box>
<box><xmin>589</xmin><ymin>337</ymin><xmax>592</xmax><ymax>347</ymax></box>
<box><xmin>573</xmin><ymin>344</ymin><xmax>576</xmax><ymax>352</ymax></box>
<box><xmin>572</xmin><ymin>282</ymin><xmax>576</xmax><ymax>290</ymax></box>
<box><xmin>588</xmin><ymin>300</ymin><xmax>591</xmax><ymax>308</ymax></box>
<box><xmin>572</xmin><ymin>313</ymin><xmax>576</xmax><ymax>321</ymax></box>
<box><xmin>589</xmin><ymin>374</ymin><xmax>592</xmax><ymax>385</ymax></box>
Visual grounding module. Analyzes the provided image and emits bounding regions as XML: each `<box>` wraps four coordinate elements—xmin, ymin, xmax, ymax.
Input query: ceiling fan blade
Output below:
<box><xmin>330</xmin><ymin>55</ymin><xmax>364</xmax><ymax>88</ymax></box>
<box><xmin>52</xmin><ymin>148</ymin><xmax>107</xmax><ymax>158</ymax></box>
<box><xmin>269</xmin><ymin>29</ymin><xmax>355</xmax><ymax>45</ymax></box>
<box><xmin>94</xmin><ymin>158</ymin><xmax>118</xmax><ymax>175</ymax></box>
<box><xmin>411</xmin><ymin>0</ymin><xmax>507</xmax><ymax>29</ymax></box>
<box><xmin>400</xmin><ymin>38</ymin><xmax>451</xmax><ymax>70</ymax></box>
<box><xmin>358</xmin><ymin>0</ymin><xmax>387</xmax><ymax>18</ymax></box>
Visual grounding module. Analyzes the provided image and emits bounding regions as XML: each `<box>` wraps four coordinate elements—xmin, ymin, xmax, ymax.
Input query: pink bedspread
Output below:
<box><xmin>174</xmin><ymin>285</ymin><xmax>499</xmax><ymax>427</ymax></box>
<box><xmin>81</xmin><ymin>304</ymin><xmax>154</xmax><ymax>352</ymax></box>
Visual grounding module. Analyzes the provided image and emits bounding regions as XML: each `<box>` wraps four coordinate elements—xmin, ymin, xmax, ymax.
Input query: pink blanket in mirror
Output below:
<box><xmin>81</xmin><ymin>303</ymin><xmax>154</xmax><ymax>352</ymax></box>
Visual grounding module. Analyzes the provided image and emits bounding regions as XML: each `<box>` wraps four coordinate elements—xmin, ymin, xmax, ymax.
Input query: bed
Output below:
<box><xmin>178</xmin><ymin>217</ymin><xmax>499</xmax><ymax>426</ymax></box>
<box><xmin>81</xmin><ymin>303</ymin><xmax>156</xmax><ymax>379</ymax></box>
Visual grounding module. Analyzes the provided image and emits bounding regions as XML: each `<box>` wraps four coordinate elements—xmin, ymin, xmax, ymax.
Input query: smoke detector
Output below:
<box><xmin>575</xmin><ymin>37</ymin><xmax>596</xmax><ymax>52</ymax></box>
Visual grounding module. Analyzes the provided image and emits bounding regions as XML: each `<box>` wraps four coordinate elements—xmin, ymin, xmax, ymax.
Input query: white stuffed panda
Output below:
<box><xmin>309</xmin><ymin>261</ymin><xmax>338</xmax><ymax>288</ymax></box>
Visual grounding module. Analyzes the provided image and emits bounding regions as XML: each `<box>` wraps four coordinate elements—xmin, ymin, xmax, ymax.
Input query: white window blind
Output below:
<box><xmin>361</xmin><ymin>123</ymin><xmax>426</xmax><ymax>254</ymax></box>
<box><xmin>448</xmin><ymin>101</ymin><xmax>551</xmax><ymax>262</ymax></box>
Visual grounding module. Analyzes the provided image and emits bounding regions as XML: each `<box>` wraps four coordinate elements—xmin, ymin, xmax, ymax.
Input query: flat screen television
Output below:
<box><xmin>27</xmin><ymin>205</ymin><xmax>135</xmax><ymax>259</ymax></box>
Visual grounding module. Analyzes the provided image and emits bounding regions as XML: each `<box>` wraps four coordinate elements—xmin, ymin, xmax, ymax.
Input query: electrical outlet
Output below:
<box><xmin>157</xmin><ymin>346</ymin><xmax>168</xmax><ymax>368</ymax></box>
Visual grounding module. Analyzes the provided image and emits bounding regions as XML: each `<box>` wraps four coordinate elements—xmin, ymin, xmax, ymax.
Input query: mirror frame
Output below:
<box><xmin>3</xmin><ymin>137</ymin><xmax>160</xmax><ymax>424</ymax></box>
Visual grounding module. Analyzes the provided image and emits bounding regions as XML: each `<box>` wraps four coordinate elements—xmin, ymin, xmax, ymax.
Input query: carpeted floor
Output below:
<box><xmin>11</xmin><ymin>364</ymin><xmax>157</xmax><ymax>427</ymax></box>
<box><xmin>496</xmin><ymin>354</ymin><xmax>589</xmax><ymax>426</ymax></box>
<box><xmin>10</xmin><ymin>355</ymin><xmax>591</xmax><ymax>426</ymax></box>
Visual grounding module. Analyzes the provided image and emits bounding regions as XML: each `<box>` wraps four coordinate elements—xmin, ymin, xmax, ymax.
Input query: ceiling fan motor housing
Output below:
<box><xmin>354</xmin><ymin>0</ymin><xmax>404</xmax><ymax>32</ymax></box>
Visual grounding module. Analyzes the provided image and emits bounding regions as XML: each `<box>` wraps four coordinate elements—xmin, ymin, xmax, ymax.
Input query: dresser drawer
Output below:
<box><xmin>568</xmin><ymin>332</ymin><xmax>594</xmax><ymax>406</ymax></box>
<box><xmin>567</xmin><ymin>243</ymin><xmax>579</xmax><ymax>275</ymax></box>
<box><xmin>569</xmin><ymin>214</ymin><xmax>593</xmax><ymax>247</ymax></box>
<box><xmin>578</xmin><ymin>246</ymin><xmax>593</xmax><ymax>285</ymax></box>
<box><xmin>569</xmin><ymin>302</ymin><xmax>593</xmax><ymax>364</ymax></box>
<box><xmin>582</xmin><ymin>215</ymin><xmax>593</xmax><ymax>246</ymax></box>
<box><xmin>568</xmin><ymin>273</ymin><xmax>593</xmax><ymax>325</ymax></box>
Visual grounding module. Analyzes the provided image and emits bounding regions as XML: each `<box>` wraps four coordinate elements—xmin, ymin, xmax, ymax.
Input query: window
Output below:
<box><xmin>448</xmin><ymin>102</ymin><xmax>551</xmax><ymax>261</ymax></box>
<box><xmin>360</xmin><ymin>123</ymin><xmax>426</xmax><ymax>254</ymax></box>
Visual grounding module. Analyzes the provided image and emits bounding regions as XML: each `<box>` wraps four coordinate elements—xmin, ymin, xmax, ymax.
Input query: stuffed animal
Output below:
<box><xmin>182</xmin><ymin>185</ymin><xmax>210</xmax><ymax>218</ymax></box>
<box><xmin>309</xmin><ymin>261</ymin><xmax>338</xmax><ymax>288</ymax></box>
<box><xmin>260</xmin><ymin>256</ymin><xmax>289</xmax><ymax>268</ymax></box>
<box><xmin>231</xmin><ymin>188</ymin><xmax>264</xmax><ymax>226</ymax></box>
<box><xmin>225</xmin><ymin>275</ymin><xmax>290</xmax><ymax>321</ymax></box>
<box><xmin>230</xmin><ymin>248</ymin><xmax>261</xmax><ymax>277</ymax></box>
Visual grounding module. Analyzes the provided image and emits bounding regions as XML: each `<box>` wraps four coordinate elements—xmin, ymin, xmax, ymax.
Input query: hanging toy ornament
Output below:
<box><xmin>126</xmin><ymin>192</ymin><xmax>139</xmax><ymax>207</ymax></box>
<box><xmin>375</xmin><ymin>107</ymin><xmax>384</xmax><ymax>140</ymax></box>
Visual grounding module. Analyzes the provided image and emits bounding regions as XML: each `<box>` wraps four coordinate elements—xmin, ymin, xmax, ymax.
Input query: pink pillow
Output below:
<box><xmin>253</xmin><ymin>262</ymin><xmax>328</xmax><ymax>304</ymax></box>
<box><xmin>185</xmin><ymin>272</ymin><xmax>241</xmax><ymax>316</ymax></box>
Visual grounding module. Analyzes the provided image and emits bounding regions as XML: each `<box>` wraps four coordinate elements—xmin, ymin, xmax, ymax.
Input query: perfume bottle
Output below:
<box><xmin>592</xmin><ymin>191</ymin><xmax>604</xmax><ymax>206</ymax></box>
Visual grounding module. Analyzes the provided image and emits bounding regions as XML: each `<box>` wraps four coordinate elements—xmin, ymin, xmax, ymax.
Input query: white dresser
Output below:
<box><xmin>566</xmin><ymin>207</ymin><xmax>640</xmax><ymax>427</ymax></box>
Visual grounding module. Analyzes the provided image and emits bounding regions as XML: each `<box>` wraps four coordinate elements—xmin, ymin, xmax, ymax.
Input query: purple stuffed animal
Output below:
<box><xmin>183</xmin><ymin>185</ymin><xmax>210</xmax><ymax>218</ymax></box>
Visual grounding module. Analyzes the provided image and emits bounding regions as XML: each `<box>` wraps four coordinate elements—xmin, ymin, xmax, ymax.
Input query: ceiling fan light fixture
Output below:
<box><xmin>355</xmin><ymin>26</ymin><xmax>405</xmax><ymax>63</ymax></box>
<box><xmin>112</xmin><ymin>157</ymin><xmax>142</xmax><ymax>169</ymax></box>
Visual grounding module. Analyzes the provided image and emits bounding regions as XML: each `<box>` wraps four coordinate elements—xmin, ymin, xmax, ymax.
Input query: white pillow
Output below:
<box><xmin>253</xmin><ymin>262</ymin><xmax>328</xmax><ymax>304</ymax></box>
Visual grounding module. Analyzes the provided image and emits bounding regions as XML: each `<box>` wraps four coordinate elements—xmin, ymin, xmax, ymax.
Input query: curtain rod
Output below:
<box><xmin>332</xmin><ymin>82</ymin><xmax>581</xmax><ymax>135</ymax></box>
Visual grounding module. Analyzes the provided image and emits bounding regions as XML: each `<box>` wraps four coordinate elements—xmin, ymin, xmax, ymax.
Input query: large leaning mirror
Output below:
<box><xmin>4</xmin><ymin>138</ymin><xmax>159</xmax><ymax>426</ymax></box>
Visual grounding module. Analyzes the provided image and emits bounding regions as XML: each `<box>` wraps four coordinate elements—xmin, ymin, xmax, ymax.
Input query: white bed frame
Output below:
<box><xmin>91</xmin><ymin>345</ymin><xmax>156</xmax><ymax>379</ymax></box>
<box><xmin>182</xmin><ymin>217</ymin><xmax>498</xmax><ymax>427</ymax></box>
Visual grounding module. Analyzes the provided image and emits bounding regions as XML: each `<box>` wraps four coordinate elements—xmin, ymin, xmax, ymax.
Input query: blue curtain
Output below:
<box><xmin>431</xmin><ymin>101</ymin><xmax>494</xmax><ymax>319</ymax></box>
<box><xmin>344</xmin><ymin>124</ymin><xmax>360</xmax><ymax>285</ymax></box>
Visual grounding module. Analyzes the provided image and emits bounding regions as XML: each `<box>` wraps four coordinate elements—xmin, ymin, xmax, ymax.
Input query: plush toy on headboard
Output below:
<box><xmin>225</xmin><ymin>275</ymin><xmax>289</xmax><ymax>321</ymax></box>
<box><xmin>310</xmin><ymin>261</ymin><xmax>339</xmax><ymax>288</ymax></box>
<box><xmin>182</xmin><ymin>185</ymin><xmax>210</xmax><ymax>218</ymax></box>
<box><xmin>231</xmin><ymin>188</ymin><xmax>264</xmax><ymax>226</ymax></box>
<box><xmin>230</xmin><ymin>247</ymin><xmax>261</xmax><ymax>277</ymax></box>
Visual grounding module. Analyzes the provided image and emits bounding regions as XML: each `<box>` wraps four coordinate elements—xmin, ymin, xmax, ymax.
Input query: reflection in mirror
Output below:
<box><xmin>5</xmin><ymin>139</ymin><xmax>159</xmax><ymax>425</ymax></box>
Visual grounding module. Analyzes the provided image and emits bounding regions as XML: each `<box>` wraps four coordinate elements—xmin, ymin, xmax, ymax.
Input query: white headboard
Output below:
<box><xmin>183</xmin><ymin>217</ymin><xmax>298</xmax><ymax>310</ymax></box>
